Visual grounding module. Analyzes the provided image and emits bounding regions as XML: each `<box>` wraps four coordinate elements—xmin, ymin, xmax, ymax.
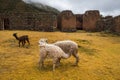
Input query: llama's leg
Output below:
<box><xmin>56</xmin><ymin>58</ymin><xmax>61</xmax><ymax>66</ymax></box>
<box><xmin>26</xmin><ymin>38</ymin><xmax>30</xmax><ymax>45</ymax></box>
<box><xmin>22</xmin><ymin>41</ymin><xmax>24</xmax><ymax>46</ymax></box>
<box><xmin>72</xmin><ymin>50</ymin><xmax>79</xmax><ymax>66</ymax></box>
<box><xmin>19</xmin><ymin>41</ymin><xmax>21</xmax><ymax>47</ymax></box>
<box><xmin>23</xmin><ymin>40</ymin><xmax>26</xmax><ymax>46</ymax></box>
<box><xmin>39</xmin><ymin>57</ymin><xmax>45</xmax><ymax>69</ymax></box>
<box><xmin>53</xmin><ymin>58</ymin><xmax>58</xmax><ymax>71</ymax></box>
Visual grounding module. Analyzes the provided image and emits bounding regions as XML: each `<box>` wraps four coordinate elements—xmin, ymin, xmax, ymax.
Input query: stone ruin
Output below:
<box><xmin>0</xmin><ymin>12</ymin><xmax>57</xmax><ymax>31</ymax></box>
<box><xmin>57</xmin><ymin>10</ymin><xmax>76</xmax><ymax>32</ymax></box>
<box><xmin>83</xmin><ymin>10</ymin><xmax>100</xmax><ymax>31</ymax></box>
<box><xmin>0</xmin><ymin>10</ymin><xmax>120</xmax><ymax>34</ymax></box>
<box><xmin>113</xmin><ymin>15</ymin><xmax>120</xmax><ymax>33</ymax></box>
<box><xmin>96</xmin><ymin>15</ymin><xmax>120</xmax><ymax>34</ymax></box>
<box><xmin>96</xmin><ymin>16</ymin><xmax>115</xmax><ymax>32</ymax></box>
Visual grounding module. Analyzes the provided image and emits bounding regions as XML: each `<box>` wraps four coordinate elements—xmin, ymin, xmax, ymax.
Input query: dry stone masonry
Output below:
<box><xmin>0</xmin><ymin>10</ymin><xmax>120</xmax><ymax>34</ymax></box>
<box><xmin>83</xmin><ymin>10</ymin><xmax>100</xmax><ymax>31</ymax></box>
<box><xmin>57</xmin><ymin>10</ymin><xmax>76</xmax><ymax>32</ymax></box>
<box><xmin>0</xmin><ymin>12</ymin><xmax>57</xmax><ymax>31</ymax></box>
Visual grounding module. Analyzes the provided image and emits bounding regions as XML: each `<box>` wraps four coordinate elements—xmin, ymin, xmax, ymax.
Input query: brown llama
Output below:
<box><xmin>13</xmin><ymin>33</ymin><xmax>30</xmax><ymax>47</ymax></box>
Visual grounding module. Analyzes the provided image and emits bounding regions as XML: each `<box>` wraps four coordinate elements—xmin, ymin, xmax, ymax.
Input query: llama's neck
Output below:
<box><xmin>14</xmin><ymin>35</ymin><xmax>19</xmax><ymax>40</ymax></box>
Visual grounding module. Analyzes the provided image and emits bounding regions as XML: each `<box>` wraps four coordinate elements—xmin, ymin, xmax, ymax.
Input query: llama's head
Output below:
<box><xmin>38</xmin><ymin>38</ymin><xmax>48</xmax><ymax>47</ymax></box>
<box><xmin>13</xmin><ymin>33</ymin><xmax>17</xmax><ymax>37</ymax></box>
<box><xmin>39</xmin><ymin>38</ymin><xmax>48</xmax><ymax>43</ymax></box>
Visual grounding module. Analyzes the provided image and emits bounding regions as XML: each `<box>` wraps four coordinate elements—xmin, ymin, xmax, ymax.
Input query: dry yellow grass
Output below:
<box><xmin>0</xmin><ymin>30</ymin><xmax>120</xmax><ymax>80</ymax></box>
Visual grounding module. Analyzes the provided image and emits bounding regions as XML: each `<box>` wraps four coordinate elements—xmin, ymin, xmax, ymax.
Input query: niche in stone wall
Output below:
<box><xmin>3</xmin><ymin>18</ymin><xmax>10</xmax><ymax>30</ymax></box>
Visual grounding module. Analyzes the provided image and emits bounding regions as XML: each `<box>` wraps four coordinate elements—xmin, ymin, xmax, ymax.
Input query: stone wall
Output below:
<box><xmin>0</xmin><ymin>13</ymin><xmax>10</xmax><ymax>30</ymax></box>
<box><xmin>0</xmin><ymin>16</ymin><xmax>3</xmax><ymax>30</ymax></box>
<box><xmin>83</xmin><ymin>10</ymin><xmax>100</xmax><ymax>31</ymax></box>
<box><xmin>114</xmin><ymin>15</ymin><xmax>120</xmax><ymax>33</ymax></box>
<box><xmin>96</xmin><ymin>15</ymin><xmax>120</xmax><ymax>34</ymax></box>
<box><xmin>0</xmin><ymin>12</ymin><xmax>57</xmax><ymax>31</ymax></box>
<box><xmin>0</xmin><ymin>10</ymin><xmax>120</xmax><ymax>34</ymax></box>
<box><xmin>57</xmin><ymin>10</ymin><xmax>76</xmax><ymax>32</ymax></box>
<box><xmin>96</xmin><ymin>16</ymin><xmax>115</xmax><ymax>32</ymax></box>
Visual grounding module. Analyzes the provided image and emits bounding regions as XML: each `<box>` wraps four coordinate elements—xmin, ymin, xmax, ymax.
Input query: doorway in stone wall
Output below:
<box><xmin>4</xmin><ymin>18</ymin><xmax>10</xmax><ymax>30</ymax></box>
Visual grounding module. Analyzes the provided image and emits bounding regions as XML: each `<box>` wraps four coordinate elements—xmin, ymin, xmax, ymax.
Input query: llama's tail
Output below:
<box><xmin>62</xmin><ymin>47</ymin><xmax>73</xmax><ymax>59</ymax></box>
<box><xmin>62</xmin><ymin>53</ymin><xmax>71</xmax><ymax>59</ymax></box>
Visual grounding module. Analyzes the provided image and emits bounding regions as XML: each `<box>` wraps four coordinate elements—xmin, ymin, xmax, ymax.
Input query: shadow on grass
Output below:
<box><xmin>97</xmin><ymin>32</ymin><xmax>120</xmax><ymax>37</ymax></box>
<box><xmin>76</xmin><ymin>39</ymin><xmax>91</xmax><ymax>45</ymax></box>
<box><xmin>37</xmin><ymin>61</ymin><xmax>79</xmax><ymax>72</ymax></box>
<box><xmin>78</xmin><ymin>46</ymin><xmax>97</xmax><ymax>55</ymax></box>
<box><xmin>2</xmin><ymin>38</ymin><xmax>31</xmax><ymax>48</ymax></box>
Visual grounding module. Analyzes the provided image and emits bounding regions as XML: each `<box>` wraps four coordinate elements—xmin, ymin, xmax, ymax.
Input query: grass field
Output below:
<box><xmin>0</xmin><ymin>30</ymin><xmax>120</xmax><ymax>80</ymax></box>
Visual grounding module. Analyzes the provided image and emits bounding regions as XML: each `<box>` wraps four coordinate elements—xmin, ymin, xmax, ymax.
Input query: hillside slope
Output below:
<box><xmin>0</xmin><ymin>0</ymin><xmax>59</xmax><ymax>14</ymax></box>
<box><xmin>26</xmin><ymin>1</ymin><xmax>60</xmax><ymax>14</ymax></box>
